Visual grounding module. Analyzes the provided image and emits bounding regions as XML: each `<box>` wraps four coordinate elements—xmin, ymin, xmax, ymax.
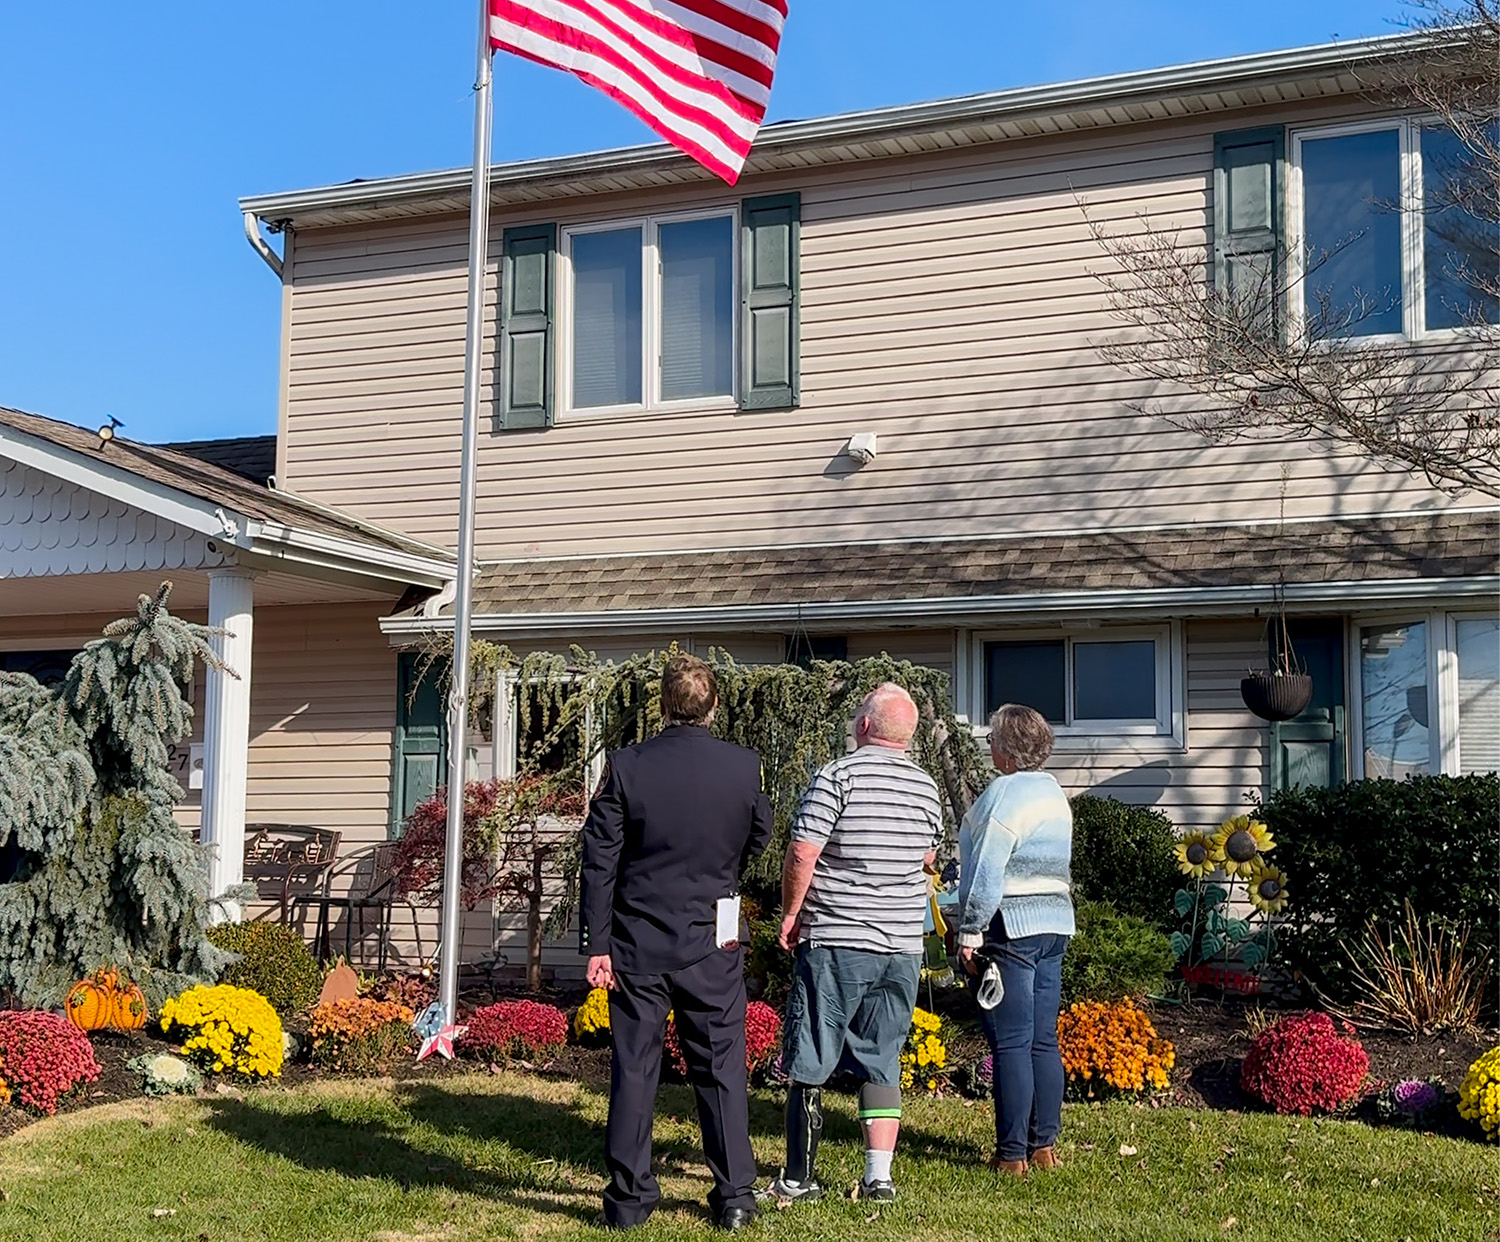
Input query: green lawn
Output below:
<box><xmin>0</xmin><ymin>1072</ymin><xmax>1493</xmax><ymax>1242</ymax></box>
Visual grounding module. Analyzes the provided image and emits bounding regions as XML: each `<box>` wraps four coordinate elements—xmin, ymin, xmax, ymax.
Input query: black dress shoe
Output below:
<box><xmin>715</xmin><ymin>1205</ymin><xmax>759</xmax><ymax>1232</ymax></box>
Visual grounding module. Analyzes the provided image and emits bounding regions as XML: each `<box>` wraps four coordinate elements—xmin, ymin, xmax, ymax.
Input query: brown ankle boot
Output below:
<box><xmin>987</xmin><ymin>1155</ymin><xmax>1028</xmax><ymax>1178</ymax></box>
<box><xmin>1029</xmin><ymin>1146</ymin><xmax>1061</xmax><ymax>1170</ymax></box>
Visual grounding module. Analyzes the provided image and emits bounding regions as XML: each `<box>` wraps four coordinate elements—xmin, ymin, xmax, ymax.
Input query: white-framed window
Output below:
<box><xmin>559</xmin><ymin>208</ymin><xmax>738</xmax><ymax>417</ymax></box>
<box><xmin>1288</xmin><ymin>116</ymin><xmax>1500</xmax><ymax>342</ymax></box>
<box><xmin>968</xmin><ymin>623</ymin><xmax>1184</xmax><ymax>748</ymax></box>
<box><xmin>1350</xmin><ymin>608</ymin><xmax>1500</xmax><ymax>779</ymax></box>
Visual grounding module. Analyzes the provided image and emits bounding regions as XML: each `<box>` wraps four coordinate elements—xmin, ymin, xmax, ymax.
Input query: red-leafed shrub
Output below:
<box><xmin>461</xmin><ymin>1000</ymin><xmax>569</xmax><ymax>1061</ymax></box>
<box><xmin>0</xmin><ymin>1011</ymin><xmax>102</xmax><ymax>1115</ymax></box>
<box><xmin>665</xmin><ymin>1001</ymin><xmax>783</xmax><ymax>1078</ymax></box>
<box><xmin>1240</xmin><ymin>1011</ymin><xmax>1370</xmax><ymax>1116</ymax></box>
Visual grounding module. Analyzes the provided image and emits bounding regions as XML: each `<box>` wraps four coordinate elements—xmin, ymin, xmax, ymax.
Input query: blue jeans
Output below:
<box><xmin>974</xmin><ymin>931</ymin><xmax>1068</xmax><ymax>1162</ymax></box>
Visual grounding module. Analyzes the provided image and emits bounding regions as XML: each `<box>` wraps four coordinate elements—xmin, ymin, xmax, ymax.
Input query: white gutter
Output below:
<box><xmin>243</xmin><ymin>520</ymin><xmax>454</xmax><ymax>589</ymax></box>
<box><xmin>379</xmin><ymin>574</ymin><xmax>1500</xmax><ymax>641</ymax></box>
<box><xmin>242</xmin><ymin>212</ymin><xmax>283</xmax><ymax>277</ymax></box>
<box><xmin>241</xmin><ymin>30</ymin><xmax>1440</xmax><ymax>224</ymax></box>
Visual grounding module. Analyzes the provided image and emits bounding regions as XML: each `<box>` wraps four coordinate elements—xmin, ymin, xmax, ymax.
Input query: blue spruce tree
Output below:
<box><xmin>0</xmin><ymin>583</ymin><xmax>236</xmax><ymax>1005</ymax></box>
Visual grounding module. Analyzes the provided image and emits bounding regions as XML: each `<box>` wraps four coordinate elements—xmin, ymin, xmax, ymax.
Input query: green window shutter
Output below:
<box><xmin>1213</xmin><ymin>127</ymin><xmax>1286</xmax><ymax>331</ymax></box>
<box><xmin>498</xmin><ymin>223</ymin><xmax>556</xmax><ymax>429</ymax></box>
<box><xmin>390</xmin><ymin>652</ymin><xmax>448</xmax><ymax>836</ymax></box>
<box><xmin>739</xmin><ymin>192</ymin><xmax>800</xmax><ymax>409</ymax></box>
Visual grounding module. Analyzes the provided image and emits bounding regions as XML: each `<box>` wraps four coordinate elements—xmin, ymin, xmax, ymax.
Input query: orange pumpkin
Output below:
<box><xmin>111</xmin><ymin>982</ymin><xmax>148</xmax><ymax>1032</ymax></box>
<box><xmin>66</xmin><ymin>978</ymin><xmax>113</xmax><ymax>1032</ymax></box>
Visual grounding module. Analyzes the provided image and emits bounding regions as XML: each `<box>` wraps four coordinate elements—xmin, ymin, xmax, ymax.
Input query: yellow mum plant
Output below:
<box><xmin>159</xmin><ymin>984</ymin><xmax>284</xmax><ymax>1079</ymax></box>
<box><xmin>1057</xmin><ymin>998</ymin><xmax>1174</xmax><ymax>1095</ymax></box>
<box><xmin>574</xmin><ymin>987</ymin><xmax>611</xmax><ymax>1043</ymax></box>
<box><xmin>0</xmin><ymin>1055</ymin><xmax>10</xmax><ymax>1107</ymax></box>
<box><xmin>1459</xmin><ymin>1047</ymin><xmax>1500</xmax><ymax>1141</ymax></box>
<box><xmin>899</xmin><ymin>1007</ymin><xmax>948</xmax><ymax>1093</ymax></box>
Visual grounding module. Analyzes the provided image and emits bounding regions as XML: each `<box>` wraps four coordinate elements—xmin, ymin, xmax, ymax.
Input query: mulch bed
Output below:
<box><xmin>1</xmin><ymin>983</ymin><xmax>1492</xmax><ymax>1143</ymax></box>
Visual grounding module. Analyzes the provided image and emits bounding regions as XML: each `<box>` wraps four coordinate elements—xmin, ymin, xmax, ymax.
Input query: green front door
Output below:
<box><xmin>1270</xmin><ymin>619</ymin><xmax>1347</xmax><ymax>791</ymax></box>
<box><xmin>391</xmin><ymin>653</ymin><xmax>448</xmax><ymax>835</ymax></box>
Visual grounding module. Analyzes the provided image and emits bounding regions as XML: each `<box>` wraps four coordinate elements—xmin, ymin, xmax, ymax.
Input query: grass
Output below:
<box><xmin>0</xmin><ymin>1073</ymin><xmax>1494</xmax><ymax>1242</ymax></box>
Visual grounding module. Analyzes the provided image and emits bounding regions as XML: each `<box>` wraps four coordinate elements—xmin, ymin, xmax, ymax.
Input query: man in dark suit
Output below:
<box><xmin>581</xmin><ymin>654</ymin><xmax>773</xmax><ymax>1232</ymax></box>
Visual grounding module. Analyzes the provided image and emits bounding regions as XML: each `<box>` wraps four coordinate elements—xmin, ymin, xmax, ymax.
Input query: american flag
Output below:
<box><xmin>488</xmin><ymin>0</ymin><xmax>787</xmax><ymax>184</ymax></box>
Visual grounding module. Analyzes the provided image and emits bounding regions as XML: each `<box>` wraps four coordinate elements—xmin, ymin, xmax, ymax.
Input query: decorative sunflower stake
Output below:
<box><xmin>1169</xmin><ymin>815</ymin><xmax>1288</xmax><ymax>991</ymax></box>
<box><xmin>1210</xmin><ymin>816</ymin><xmax>1275</xmax><ymax>878</ymax></box>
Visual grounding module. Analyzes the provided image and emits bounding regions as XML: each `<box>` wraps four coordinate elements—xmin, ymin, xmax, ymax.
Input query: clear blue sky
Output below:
<box><xmin>0</xmin><ymin>2</ymin><xmax>1400</xmax><ymax>444</ymax></box>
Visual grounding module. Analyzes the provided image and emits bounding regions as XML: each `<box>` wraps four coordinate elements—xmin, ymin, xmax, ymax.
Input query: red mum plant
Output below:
<box><xmin>461</xmin><ymin>1000</ymin><xmax>569</xmax><ymax>1062</ymax></box>
<box><xmin>665</xmin><ymin>1001</ymin><xmax>783</xmax><ymax>1078</ymax></box>
<box><xmin>0</xmin><ymin>1011</ymin><xmax>102</xmax><ymax>1115</ymax></box>
<box><xmin>1240</xmin><ymin>1011</ymin><xmax>1370</xmax><ymax>1116</ymax></box>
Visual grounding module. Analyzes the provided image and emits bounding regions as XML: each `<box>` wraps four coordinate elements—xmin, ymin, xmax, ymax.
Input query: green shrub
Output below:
<box><xmin>1256</xmin><ymin>774</ymin><xmax>1499</xmax><ymax>1007</ymax></box>
<box><xmin>1062</xmin><ymin>900</ymin><xmax>1177</xmax><ymax>1003</ymax></box>
<box><xmin>1069</xmin><ymin>796</ymin><xmax>1180</xmax><ymax>930</ymax></box>
<box><xmin>205</xmin><ymin>922</ymin><xmax>322</xmax><ymax>1018</ymax></box>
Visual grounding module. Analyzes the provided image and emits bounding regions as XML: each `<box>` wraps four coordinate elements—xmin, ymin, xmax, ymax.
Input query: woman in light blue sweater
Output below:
<box><xmin>957</xmin><ymin>703</ymin><xmax>1075</xmax><ymax>1177</ymax></box>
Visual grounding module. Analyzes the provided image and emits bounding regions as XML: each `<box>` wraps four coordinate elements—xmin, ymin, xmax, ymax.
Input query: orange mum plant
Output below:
<box><xmin>1057</xmin><ymin>998</ymin><xmax>1175</xmax><ymax>1095</ymax></box>
<box><xmin>308</xmin><ymin>997</ymin><xmax>415</xmax><ymax>1073</ymax></box>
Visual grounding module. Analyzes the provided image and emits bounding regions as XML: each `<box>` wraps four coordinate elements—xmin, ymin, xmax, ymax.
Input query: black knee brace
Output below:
<box><xmin>785</xmin><ymin>1084</ymin><xmax>823</xmax><ymax>1183</ymax></box>
<box><xmin>857</xmin><ymin>1082</ymin><xmax>903</xmax><ymax>1123</ymax></box>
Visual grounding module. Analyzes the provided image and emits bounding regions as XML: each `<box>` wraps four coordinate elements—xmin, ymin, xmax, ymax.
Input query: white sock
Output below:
<box><xmin>864</xmin><ymin>1149</ymin><xmax>894</xmax><ymax>1184</ymax></box>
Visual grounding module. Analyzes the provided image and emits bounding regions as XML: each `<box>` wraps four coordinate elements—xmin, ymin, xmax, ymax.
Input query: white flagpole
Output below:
<box><xmin>438</xmin><ymin>0</ymin><xmax>495</xmax><ymax>1024</ymax></box>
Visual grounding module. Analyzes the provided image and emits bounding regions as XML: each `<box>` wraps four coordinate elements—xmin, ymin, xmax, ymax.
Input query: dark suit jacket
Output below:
<box><xmin>580</xmin><ymin>725</ymin><xmax>773</xmax><ymax>975</ymax></box>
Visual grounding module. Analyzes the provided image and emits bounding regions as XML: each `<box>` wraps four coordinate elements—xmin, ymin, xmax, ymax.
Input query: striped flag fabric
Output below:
<box><xmin>488</xmin><ymin>0</ymin><xmax>787</xmax><ymax>184</ymax></box>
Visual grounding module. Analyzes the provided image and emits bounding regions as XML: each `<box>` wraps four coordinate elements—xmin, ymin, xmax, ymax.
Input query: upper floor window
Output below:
<box><xmin>1291</xmin><ymin>118</ymin><xmax>1500</xmax><ymax>340</ymax></box>
<box><xmin>562</xmin><ymin>211</ymin><xmax>737</xmax><ymax>415</ymax></box>
<box><xmin>496</xmin><ymin>194</ymin><xmax>800</xmax><ymax>431</ymax></box>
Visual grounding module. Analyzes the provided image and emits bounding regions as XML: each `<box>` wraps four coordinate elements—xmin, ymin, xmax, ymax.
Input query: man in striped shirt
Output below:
<box><xmin>762</xmin><ymin>683</ymin><xmax>944</xmax><ymax>1205</ymax></box>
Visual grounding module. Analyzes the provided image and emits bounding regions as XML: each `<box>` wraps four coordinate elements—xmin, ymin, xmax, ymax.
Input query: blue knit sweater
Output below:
<box><xmin>956</xmin><ymin>770</ymin><xmax>1075</xmax><ymax>946</ymax></box>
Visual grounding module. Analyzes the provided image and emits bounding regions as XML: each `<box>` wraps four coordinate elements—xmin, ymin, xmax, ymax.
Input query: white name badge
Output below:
<box><xmin>715</xmin><ymin>895</ymin><xmax>742</xmax><ymax>949</ymax></box>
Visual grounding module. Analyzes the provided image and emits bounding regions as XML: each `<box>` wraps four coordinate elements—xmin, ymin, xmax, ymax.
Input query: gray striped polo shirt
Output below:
<box><xmin>791</xmin><ymin>746</ymin><xmax>944</xmax><ymax>955</ymax></box>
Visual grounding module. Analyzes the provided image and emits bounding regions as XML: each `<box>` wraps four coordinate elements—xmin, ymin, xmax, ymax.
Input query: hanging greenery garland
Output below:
<box><xmin>418</xmin><ymin>639</ymin><xmax>991</xmax><ymax>937</ymax></box>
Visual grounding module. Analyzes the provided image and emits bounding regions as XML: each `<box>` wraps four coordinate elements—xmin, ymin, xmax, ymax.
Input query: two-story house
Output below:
<box><xmin>4</xmin><ymin>31</ymin><xmax>1495</xmax><ymax>971</ymax></box>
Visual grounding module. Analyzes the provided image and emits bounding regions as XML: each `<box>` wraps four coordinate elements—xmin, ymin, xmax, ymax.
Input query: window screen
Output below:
<box><xmin>572</xmin><ymin>227</ymin><xmax>643</xmax><ymax>408</ymax></box>
<box><xmin>660</xmin><ymin>216</ymin><xmax>734</xmax><ymax>401</ymax></box>
<box><xmin>1074</xmin><ymin>640</ymin><xmax>1157</xmax><ymax>720</ymax></box>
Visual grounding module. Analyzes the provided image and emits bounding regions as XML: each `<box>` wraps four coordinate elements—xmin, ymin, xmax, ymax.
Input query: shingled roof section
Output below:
<box><xmin>459</xmin><ymin>513</ymin><xmax>1499</xmax><ymax>617</ymax></box>
<box><xmin>0</xmin><ymin>406</ymin><xmax>447</xmax><ymax>562</ymax></box>
<box><xmin>165</xmin><ymin>435</ymin><xmax>277</xmax><ymax>486</ymax></box>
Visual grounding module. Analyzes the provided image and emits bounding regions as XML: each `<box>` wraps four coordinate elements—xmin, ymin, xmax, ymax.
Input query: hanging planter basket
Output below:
<box><xmin>1240</xmin><ymin>671</ymin><xmax>1313</xmax><ymax>722</ymax></box>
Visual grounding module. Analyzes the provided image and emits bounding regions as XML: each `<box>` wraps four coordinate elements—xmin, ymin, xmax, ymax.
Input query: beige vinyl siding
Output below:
<box><xmin>278</xmin><ymin>97</ymin><xmax>1462</xmax><ymax>560</ymax></box>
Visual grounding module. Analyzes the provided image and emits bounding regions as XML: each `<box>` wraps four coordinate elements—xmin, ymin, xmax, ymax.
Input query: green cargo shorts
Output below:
<box><xmin>782</xmin><ymin>944</ymin><xmax>921</xmax><ymax>1088</ymax></box>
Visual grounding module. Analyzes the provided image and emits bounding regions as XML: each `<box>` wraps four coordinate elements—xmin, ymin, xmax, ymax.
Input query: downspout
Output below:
<box><xmin>243</xmin><ymin>211</ymin><xmax>284</xmax><ymax>277</ymax></box>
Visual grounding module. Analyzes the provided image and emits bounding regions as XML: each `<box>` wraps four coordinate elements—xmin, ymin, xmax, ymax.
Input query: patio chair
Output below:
<box><xmin>298</xmin><ymin>841</ymin><xmax>423</xmax><ymax>971</ymax></box>
<box><xmin>241</xmin><ymin>824</ymin><xmax>342</xmax><ymax>927</ymax></box>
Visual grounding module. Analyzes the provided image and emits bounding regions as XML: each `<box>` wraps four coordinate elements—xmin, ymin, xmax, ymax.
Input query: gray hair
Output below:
<box><xmin>989</xmin><ymin>704</ymin><xmax>1054</xmax><ymax>770</ymax></box>
<box><xmin>856</xmin><ymin>682</ymin><xmax>918</xmax><ymax>745</ymax></box>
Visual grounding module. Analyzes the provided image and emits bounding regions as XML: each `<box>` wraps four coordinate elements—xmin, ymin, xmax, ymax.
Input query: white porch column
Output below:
<box><xmin>200</xmin><ymin>569</ymin><xmax>255</xmax><ymax>922</ymax></box>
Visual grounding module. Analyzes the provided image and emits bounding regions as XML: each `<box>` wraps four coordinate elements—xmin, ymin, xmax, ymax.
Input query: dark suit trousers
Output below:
<box><xmin>604</xmin><ymin>948</ymin><xmax>757</xmax><ymax>1226</ymax></box>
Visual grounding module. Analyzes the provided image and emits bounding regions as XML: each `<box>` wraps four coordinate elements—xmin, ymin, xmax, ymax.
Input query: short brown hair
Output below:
<box><xmin>989</xmin><ymin>704</ymin><xmax>1055</xmax><ymax>770</ymax></box>
<box><xmin>661</xmin><ymin>654</ymin><xmax>717</xmax><ymax>725</ymax></box>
